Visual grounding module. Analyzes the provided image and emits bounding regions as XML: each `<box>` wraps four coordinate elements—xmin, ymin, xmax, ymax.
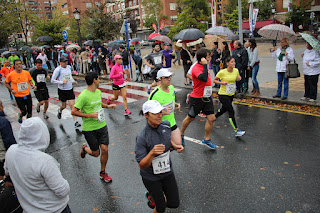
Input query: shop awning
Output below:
<box><xmin>242</xmin><ymin>20</ymin><xmax>282</xmax><ymax>30</ymax></box>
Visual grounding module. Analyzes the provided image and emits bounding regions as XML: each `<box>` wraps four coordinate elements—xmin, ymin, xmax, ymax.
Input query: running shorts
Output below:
<box><xmin>58</xmin><ymin>88</ymin><xmax>75</xmax><ymax>102</ymax></box>
<box><xmin>34</xmin><ymin>88</ymin><xmax>49</xmax><ymax>102</ymax></box>
<box><xmin>82</xmin><ymin>126</ymin><xmax>109</xmax><ymax>151</ymax></box>
<box><xmin>188</xmin><ymin>96</ymin><xmax>214</xmax><ymax>118</ymax></box>
<box><xmin>112</xmin><ymin>83</ymin><xmax>126</xmax><ymax>91</ymax></box>
<box><xmin>15</xmin><ymin>94</ymin><xmax>32</xmax><ymax>116</ymax></box>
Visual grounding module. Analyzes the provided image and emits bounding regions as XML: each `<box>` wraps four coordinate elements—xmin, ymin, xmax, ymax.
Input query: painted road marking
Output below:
<box><xmin>184</xmin><ymin>136</ymin><xmax>219</xmax><ymax>148</ymax></box>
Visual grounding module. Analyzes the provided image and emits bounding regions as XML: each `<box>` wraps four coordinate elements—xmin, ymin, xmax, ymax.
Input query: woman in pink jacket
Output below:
<box><xmin>107</xmin><ymin>55</ymin><xmax>131</xmax><ymax>115</ymax></box>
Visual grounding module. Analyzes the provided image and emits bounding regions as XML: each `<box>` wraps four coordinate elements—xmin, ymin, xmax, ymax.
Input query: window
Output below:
<box><xmin>218</xmin><ymin>12</ymin><xmax>222</xmax><ymax>17</ymax></box>
<box><xmin>17</xmin><ymin>34</ymin><xmax>23</xmax><ymax>38</ymax></box>
<box><xmin>61</xmin><ymin>3</ymin><xmax>67</xmax><ymax>8</ymax></box>
<box><xmin>45</xmin><ymin>7</ymin><xmax>51</xmax><ymax>11</ymax></box>
<box><xmin>95</xmin><ymin>2</ymin><xmax>101</xmax><ymax>6</ymax></box>
<box><xmin>31</xmin><ymin>7</ymin><xmax>37</xmax><ymax>11</ymax></box>
<box><xmin>62</xmin><ymin>10</ymin><xmax>69</xmax><ymax>15</ymax></box>
<box><xmin>52</xmin><ymin>6</ymin><xmax>57</xmax><ymax>11</ymax></box>
<box><xmin>46</xmin><ymin>12</ymin><xmax>52</xmax><ymax>18</ymax></box>
<box><xmin>283</xmin><ymin>0</ymin><xmax>289</xmax><ymax>9</ymax></box>
<box><xmin>135</xmin><ymin>10</ymin><xmax>139</xmax><ymax>16</ymax></box>
<box><xmin>129</xmin><ymin>1</ymin><xmax>132</xmax><ymax>7</ymax></box>
<box><xmin>133</xmin><ymin>0</ymin><xmax>136</xmax><ymax>6</ymax></box>
<box><xmin>169</xmin><ymin>3</ymin><xmax>176</xmax><ymax>10</ymax></box>
<box><xmin>170</xmin><ymin>15</ymin><xmax>177</xmax><ymax>22</ymax></box>
<box><xmin>86</xmin><ymin>3</ymin><xmax>92</xmax><ymax>8</ymax></box>
<box><xmin>44</xmin><ymin>1</ymin><xmax>50</xmax><ymax>5</ymax></box>
<box><xmin>118</xmin><ymin>4</ymin><xmax>121</xmax><ymax>9</ymax></box>
<box><xmin>121</xmin><ymin>2</ymin><xmax>125</xmax><ymax>9</ymax></box>
<box><xmin>142</xmin><ymin>8</ymin><xmax>145</xmax><ymax>15</ymax></box>
<box><xmin>28</xmin><ymin>1</ymin><xmax>36</xmax><ymax>5</ymax></box>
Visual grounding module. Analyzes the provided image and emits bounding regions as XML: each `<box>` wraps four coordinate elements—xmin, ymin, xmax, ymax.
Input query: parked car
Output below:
<box><xmin>141</xmin><ymin>40</ymin><xmax>150</xmax><ymax>46</ymax></box>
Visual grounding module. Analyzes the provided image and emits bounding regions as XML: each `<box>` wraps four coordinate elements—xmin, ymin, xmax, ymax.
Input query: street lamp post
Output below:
<box><xmin>272</xmin><ymin>8</ymin><xmax>276</xmax><ymax>47</ymax></box>
<box><xmin>73</xmin><ymin>8</ymin><xmax>81</xmax><ymax>47</ymax></box>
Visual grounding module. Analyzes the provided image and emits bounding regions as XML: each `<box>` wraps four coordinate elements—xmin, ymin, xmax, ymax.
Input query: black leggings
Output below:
<box><xmin>215</xmin><ymin>95</ymin><xmax>237</xmax><ymax>130</ymax></box>
<box><xmin>142</xmin><ymin>173</ymin><xmax>179</xmax><ymax>213</ymax></box>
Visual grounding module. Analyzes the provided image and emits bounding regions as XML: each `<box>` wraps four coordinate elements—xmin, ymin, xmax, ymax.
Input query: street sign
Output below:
<box><xmin>120</xmin><ymin>21</ymin><xmax>132</xmax><ymax>34</ymax></box>
<box><xmin>62</xmin><ymin>30</ymin><xmax>68</xmax><ymax>40</ymax></box>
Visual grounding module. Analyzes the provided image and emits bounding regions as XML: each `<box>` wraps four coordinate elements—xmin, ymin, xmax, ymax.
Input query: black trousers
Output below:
<box><xmin>215</xmin><ymin>95</ymin><xmax>237</xmax><ymax>129</ymax></box>
<box><xmin>304</xmin><ymin>74</ymin><xmax>319</xmax><ymax>100</ymax></box>
<box><xmin>142</xmin><ymin>173</ymin><xmax>179</xmax><ymax>213</ymax></box>
<box><xmin>236</xmin><ymin>69</ymin><xmax>245</xmax><ymax>92</ymax></box>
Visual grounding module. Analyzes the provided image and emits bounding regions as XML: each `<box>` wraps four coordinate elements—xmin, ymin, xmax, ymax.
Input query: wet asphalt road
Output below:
<box><xmin>1</xmin><ymin>79</ymin><xmax>320</xmax><ymax>213</ymax></box>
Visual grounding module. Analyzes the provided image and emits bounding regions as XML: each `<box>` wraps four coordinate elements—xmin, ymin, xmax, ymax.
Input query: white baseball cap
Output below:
<box><xmin>142</xmin><ymin>100</ymin><xmax>164</xmax><ymax>114</ymax></box>
<box><xmin>157</xmin><ymin>68</ymin><xmax>173</xmax><ymax>79</ymax></box>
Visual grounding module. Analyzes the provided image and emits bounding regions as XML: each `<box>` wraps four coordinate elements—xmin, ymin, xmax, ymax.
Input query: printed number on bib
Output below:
<box><xmin>154</xmin><ymin>56</ymin><xmax>162</xmax><ymax>65</ymax></box>
<box><xmin>203</xmin><ymin>86</ymin><xmax>212</xmax><ymax>97</ymax></box>
<box><xmin>97</xmin><ymin>108</ymin><xmax>105</xmax><ymax>123</ymax></box>
<box><xmin>63</xmin><ymin>74</ymin><xmax>71</xmax><ymax>81</ymax></box>
<box><xmin>152</xmin><ymin>151</ymin><xmax>170</xmax><ymax>174</ymax></box>
<box><xmin>162</xmin><ymin>101</ymin><xmax>174</xmax><ymax>114</ymax></box>
<box><xmin>226</xmin><ymin>83</ymin><xmax>236</xmax><ymax>94</ymax></box>
<box><xmin>37</xmin><ymin>74</ymin><xmax>46</xmax><ymax>83</ymax></box>
<box><xmin>17</xmin><ymin>82</ymin><xmax>28</xmax><ymax>92</ymax></box>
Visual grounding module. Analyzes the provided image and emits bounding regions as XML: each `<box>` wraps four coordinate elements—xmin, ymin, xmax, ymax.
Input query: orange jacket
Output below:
<box><xmin>0</xmin><ymin>65</ymin><xmax>14</xmax><ymax>77</ymax></box>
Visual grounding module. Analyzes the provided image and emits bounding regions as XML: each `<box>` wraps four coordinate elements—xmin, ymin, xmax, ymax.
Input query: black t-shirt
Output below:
<box><xmin>30</xmin><ymin>68</ymin><xmax>48</xmax><ymax>90</ymax></box>
<box><xmin>145</xmin><ymin>51</ymin><xmax>163</xmax><ymax>72</ymax></box>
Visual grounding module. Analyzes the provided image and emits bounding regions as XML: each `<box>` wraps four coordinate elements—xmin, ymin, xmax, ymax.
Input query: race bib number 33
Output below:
<box><xmin>152</xmin><ymin>151</ymin><xmax>170</xmax><ymax>174</ymax></box>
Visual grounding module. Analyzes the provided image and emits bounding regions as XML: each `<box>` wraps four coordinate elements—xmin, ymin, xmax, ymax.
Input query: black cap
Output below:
<box><xmin>60</xmin><ymin>56</ymin><xmax>68</xmax><ymax>62</ymax></box>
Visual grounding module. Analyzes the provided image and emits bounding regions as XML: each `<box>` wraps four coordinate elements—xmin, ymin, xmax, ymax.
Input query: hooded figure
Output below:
<box><xmin>5</xmin><ymin>117</ymin><xmax>70</xmax><ymax>213</ymax></box>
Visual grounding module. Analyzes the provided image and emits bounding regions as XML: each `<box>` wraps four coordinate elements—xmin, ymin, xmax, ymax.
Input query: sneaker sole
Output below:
<box><xmin>99</xmin><ymin>176</ymin><xmax>112</xmax><ymax>183</ymax></box>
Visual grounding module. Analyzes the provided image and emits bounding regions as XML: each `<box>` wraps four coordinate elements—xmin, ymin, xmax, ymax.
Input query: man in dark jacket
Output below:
<box><xmin>0</xmin><ymin>99</ymin><xmax>16</xmax><ymax>179</ymax></box>
<box><xmin>232</xmin><ymin>40</ymin><xmax>248</xmax><ymax>93</ymax></box>
<box><xmin>211</xmin><ymin>42</ymin><xmax>221</xmax><ymax>87</ymax></box>
<box><xmin>119</xmin><ymin>45</ymin><xmax>130</xmax><ymax>81</ymax></box>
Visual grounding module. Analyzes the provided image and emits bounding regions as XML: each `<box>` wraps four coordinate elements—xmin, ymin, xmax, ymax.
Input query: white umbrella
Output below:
<box><xmin>257</xmin><ymin>24</ymin><xmax>297</xmax><ymax>42</ymax></box>
<box><xmin>66</xmin><ymin>44</ymin><xmax>81</xmax><ymax>52</ymax></box>
<box><xmin>175</xmin><ymin>38</ymin><xmax>203</xmax><ymax>47</ymax></box>
<box><xmin>206</xmin><ymin>26</ymin><xmax>234</xmax><ymax>36</ymax></box>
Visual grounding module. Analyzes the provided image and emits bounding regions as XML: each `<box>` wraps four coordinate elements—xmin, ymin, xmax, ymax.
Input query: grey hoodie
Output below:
<box><xmin>5</xmin><ymin>117</ymin><xmax>70</xmax><ymax>213</ymax></box>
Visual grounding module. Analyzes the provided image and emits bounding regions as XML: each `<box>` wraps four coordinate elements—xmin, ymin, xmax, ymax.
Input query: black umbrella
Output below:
<box><xmin>61</xmin><ymin>42</ymin><xmax>68</xmax><ymax>46</ymax></box>
<box><xmin>108</xmin><ymin>43</ymin><xmax>120</xmax><ymax>49</ymax></box>
<box><xmin>36</xmin><ymin>36</ymin><xmax>54</xmax><ymax>42</ymax></box>
<box><xmin>173</xmin><ymin>28</ymin><xmax>205</xmax><ymax>41</ymax></box>
<box><xmin>131</xmin><ymin>38</ymin><xmax>142</xmax><ymax>43</ymax></box>
<box><xmin>41</xmin><ymin>45</ymin><xmax>51</xmax><ymax>49</ymax></box>
<box><xmin>19</xmin><ymin>46</ymin><xmax>32</xmax><ymax>52</ymax></box>
<box><xmin>3</xmin><ymin>51</ymin><xmax>20</xmax><ymax>57</ymax></box>
<box><xmin>106</xmin><ymin>41</ymin><xmax>117</xmax><ymax>47</ymax></box>
<box><xmin>160</xmin><ymin>28</ymin><xmax>170</xmax><ymax>36</ymax></box>
<box><xmin>83</xmin><ymin>40</ymin><xmax>99</xmax><ymax>47</ymax></box>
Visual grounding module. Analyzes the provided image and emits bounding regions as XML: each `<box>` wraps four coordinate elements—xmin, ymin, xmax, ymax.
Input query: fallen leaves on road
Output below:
<box><xmin>260</xmin><ymin>186</ymin><xmax>266</xmax><ymax>190</ymax></box>
<box><xmin>236</xmin><ymin>98</ymin><xmax>320</xmax><ymax>115</ymax></box>
<box><xmin>111</xmin><ymin>195</ymin><xmax>119</xmax><ymax>199</ymax></box>
<box><xmin>92</xmin><ymin>208</ymin><xmax>99</xmax><ymax>211</ymax></box>
<box><xmin>284</xmin><ymin>162</ymin><xmax>289</xmax><ymax>165</ymax></box>
<box><xmin>295</xmin><ymin>164</ymin><xmax>301</xmax><ymax>167</ymax></box>
<box><xmin>260</xmin><ymin>168</ymin><xmax>265</xmax><ymax>171</ymax></box>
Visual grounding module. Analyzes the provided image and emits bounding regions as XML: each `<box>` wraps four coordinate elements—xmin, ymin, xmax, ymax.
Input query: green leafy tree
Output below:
<box><xmin>255</xmin><ymin>0</ymin><xmax>275</xmax><ymax>21</ymax></box>
<box><xmin>168</xmin><ymin>0</ymin><xmax>210</xmax><ymax>38</ymax></box>
<box><xmin>32</xmin><ymin>14</ymin><xmax>66</xmax><ymax>45</ymax></box>
<box><xmin>286</xmin><ymin>0</ymin><xmax>312</xmax><ymax>30</ymax></box>
<box><xmin>141</xmin><ymin>0</ymin><xmax>167</xmax><ymax>29</ymax></box>
<box><xmin>83</xmin><ymin>3</ymin><xmax>122</xmax><ymax>41</ymax></box>
<box><xmin>223</xmin><ymin>6</ymin><xmax>238</xmax><ymax>31</ymax></box>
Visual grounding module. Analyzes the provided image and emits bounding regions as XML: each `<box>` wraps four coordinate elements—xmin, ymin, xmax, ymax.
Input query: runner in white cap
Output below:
<box><xmin>148</xmin><ymin>68</ymin><xmax>182</xmax><ymax>145</ymax></box>
<box><xmin>135</xmin><ymin>100</ymin><xmax>184</xmax><ymax>212</ymax></box>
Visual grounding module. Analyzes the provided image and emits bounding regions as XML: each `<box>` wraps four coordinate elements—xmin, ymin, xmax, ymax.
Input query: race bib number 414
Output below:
<box><xmin>152</xmin><ymin>151</ymin><xmax>170</xmax><ymax>174</ymax></box>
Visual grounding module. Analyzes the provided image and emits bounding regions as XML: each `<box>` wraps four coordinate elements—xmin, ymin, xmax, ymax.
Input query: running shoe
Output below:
<box><xmin>57</xmin><ymin>109</ymin><xmax>62</xmax><ymax>119</ymax></box>
<box><xmin>106</xmin><ymin>96</ymin><xmax>112</xmax><ymax>105</ymax></box>
<box><xmin>145</xmin><ymin>192</ymin><xmax>155</xmax><ymax>209</ymax></box>
<box><xmin>36</xmin><ymin>104</ymin><xmax>40</xmax><ymax>113</ymax></box>
<box><xmin>100</xmin><ymin>171</ymin><xmax>112</xmax><ymax>183</ymax></box>
<box><xmin>201</xmin><ymin>139</ymin><xmax>217</xmax><ymax>150</ymax></box>
<box><xmin>186</xmin><ymin>93</ymin><xmax>190</xmax><ymax>104</ymax></box>
<box><xmin>235</xmin><ymin>129</ymin><xmax>246</xmax><ymax>137</ymax></box>
<box><xmin>74</xmin><ymin>121</ymin><xmax>82</xmax><ymax>128</ymax></box>
<box><xmin>43</xmin><ymin>113</ymin><xmax>49</xmax><ymax>119</ymax></box>
<box><xmin>18</xmin><ymin>113</ymin><xmax>22</xmax><ymax>124</ymax></box>
<box><xmin>124</xmin><ymin>109</ymin><xmax>132</xmax><ymax>115</ymax></box>
<box><xmin>198</xmin><ymin>112</ymin><xmax>207</xmax><ymax>118</ymax></box>
<box><xmin>146</xmin><ymin>85</ymin><xmax>151</xmax><ymax>94</ymax></box>
<box><xmin>309</xmin><ymin>99</ymin><xmax>316</xmax><ymax>103</ymax></box>
<box><xmin>181</xmin><ymin>135</ymin><xmax>185</xmax><ymax>146</ymax></box>
<box><xmin>80</xmin><ymin>143</ymin><xmax>87</xmax><ymax>158</ymax></box>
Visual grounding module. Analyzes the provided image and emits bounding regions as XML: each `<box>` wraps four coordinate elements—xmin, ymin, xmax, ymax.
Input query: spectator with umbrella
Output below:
<box><xmin>300</xmin><ymin>33</ymin><xmax>320</xmax><ymax>102</ymax></box>
<box><xmin>211</xmin><ymin>42</ymin><xmax>221</xmax><ymax>88</ymax></box>
<box><xmin>181</xmin><ymin>43</ymin><xmax>193</xmax><ymax>85</ymax></box>
<box><xmin>271</xmin><ymin>38</ymin><xmax>295</xmax><ymax>100</ymax></box>
<box><xmin>97</xmin><ymin>48</ymin><xmax>107</xmax><ymax>76</ymax></box>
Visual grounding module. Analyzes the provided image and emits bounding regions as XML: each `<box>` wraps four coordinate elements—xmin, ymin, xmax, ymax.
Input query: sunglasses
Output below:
<box><xmin>163</xmin><ymin>76</ymin><xmax>172</xmax><ymax>79</ymax></box>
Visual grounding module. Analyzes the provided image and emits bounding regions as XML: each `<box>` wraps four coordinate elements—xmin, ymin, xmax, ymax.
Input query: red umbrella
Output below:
<box><xmin>148</xmin><ymin>33</ymin><xmax>161</xmax><ymax>40</ymax></box>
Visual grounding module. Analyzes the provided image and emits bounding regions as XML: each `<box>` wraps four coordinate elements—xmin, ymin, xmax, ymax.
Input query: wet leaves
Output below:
<box><xmin>284</xmin><ymin>162</ymin><xmax>289</xmax><ymax>165</ymax></box>
<box><xmin>199</xmin><ymin>119</ymin><xmax>205</xmax><ymax>122</ymax></box>
<box><xmin>136</xmin><ymin>202</ymin><xmax>141</xmax><ymax>205</ymax></box>
<box><xmin>260</xmin><ymin>168</ymin><xmax>265</xmax><ymax>171</ymax></box>
<box><xmin>260</xmin><ymin>186</ymin><xmax>266</xmax><ymax>190</ymax></box>
<box><xmin>187</xmin><ymin>181</ymin><xmax>192</xmax><ymax>184</ymax></box>
<box><xmin>220</xmin><ymin>146</ymin><xmax>224</xmax><ymax>149</ymax></box>
<box><xmin>237</xmin><ymin>98</ymin><xmax>320</xmax><ymax>115</ymax></box>
<box><xmin>280</xmin><ymin>195</ymin><xmax>284</xmax><ymax>198</ymax></box>
<box><xmin>244</xmin><ymin>148</ymin><xmax>249</xmax><ymax>150</ymax></box>
<box><xmin>295</xmin><ymin>164</ymin><xmax>301</xmax><ymax>167</ymax></box>
<box><xmin>130</xmin><ymin>152</ymin><xmax>134</xmax><ymax>155</ymax></box>
<box><xmin>92</xmin><ymin>208</ymin><xmax>99</xmax><ymax>211</ymax></box>
<box><xmin>111</xmin><ymin>195</ymin><xmax>119</xmax><ymax>199</ymax></box>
